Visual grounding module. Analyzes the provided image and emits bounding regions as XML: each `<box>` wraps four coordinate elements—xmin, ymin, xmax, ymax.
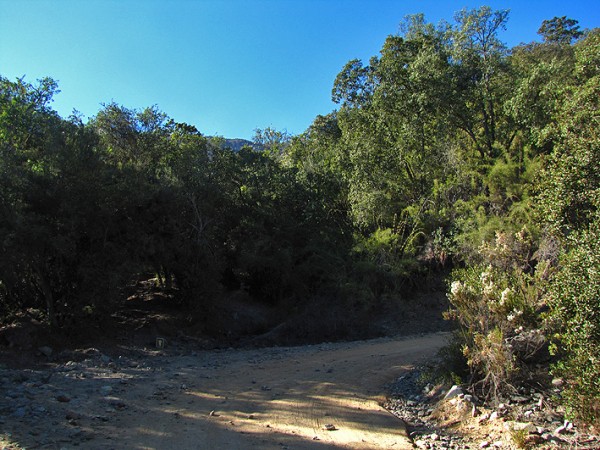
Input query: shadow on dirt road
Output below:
<box><xmin>0</xmin><ymin>333</ymin><xmax>449</xmax><ymax>449</ymax></box>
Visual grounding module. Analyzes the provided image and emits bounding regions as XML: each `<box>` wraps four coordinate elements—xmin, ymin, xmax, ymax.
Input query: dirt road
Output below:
<box><xmin>1</xmin><ymin>332</ymin><xmax>448</xmax><ymax>449</ymax></box>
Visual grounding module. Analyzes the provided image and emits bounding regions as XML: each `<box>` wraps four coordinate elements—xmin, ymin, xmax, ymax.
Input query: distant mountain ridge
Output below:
<box><xmin>222</xmin><ymin>138</ymin><xmax>260</xmax><ymax>152</ymax></box>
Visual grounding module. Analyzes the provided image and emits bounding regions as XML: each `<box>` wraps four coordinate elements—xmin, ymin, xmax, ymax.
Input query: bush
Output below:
<box><xmin>547</xmin><ymin>225</ymin><xmax>600</xmax><ymax>425</ymax></box>
<box><xmin>445</xmin><ymin>228</ymin><xmax>548</xmax><ymax>400</ymax></box>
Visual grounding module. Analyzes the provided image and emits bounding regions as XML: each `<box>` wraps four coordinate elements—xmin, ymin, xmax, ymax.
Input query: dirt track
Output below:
<box><xmin>1</xmin><ymin>332</ymin><xmax>448</xmax><ymax>449</ymax></box>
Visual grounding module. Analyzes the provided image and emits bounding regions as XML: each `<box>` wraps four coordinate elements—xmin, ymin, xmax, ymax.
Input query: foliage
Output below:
<box><xmin>445</xmin><ymin>228</ymin><xmax>547</xmax><ymax>400</ymax></box>
<box><xmin>539</xmin><ymin>29</ymin><xmax>600</xmax><ymax>425</ymax></box>
<box><xmin>0</xmin><ymin>76</ymin><xmax>351</xmax><ymax>329</ymax></box>
<box><xmin>538</xmin><ymin>16</ymin><xmax>583</xmax><ymax>44</ymax></box>
<box><xmin>546</xmin><ymin>226</ymin><xmax>600</xmax><ymax>424</ymax></box>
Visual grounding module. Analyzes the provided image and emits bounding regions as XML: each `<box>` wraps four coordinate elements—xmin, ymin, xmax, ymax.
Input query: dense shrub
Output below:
<box><xmin>445</xmin><ymin>229</ymin><xmax>548</xmax><ymax>400</ymax></box>
<box><xmin>546</xmin><ymin>226</ymin><xmax>600</xmax><ymax>424</ymax></box>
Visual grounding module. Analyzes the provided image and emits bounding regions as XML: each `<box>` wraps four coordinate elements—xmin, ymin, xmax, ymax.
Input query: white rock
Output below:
<box><xmin>480</xmin><ymin>440</ymin><xmax>490</xmax><ymax>448</ymax></box>
<box><xmin>415</xmin><ymin>439</ymin><xmax>428</xmax><ymax>449</ymax></box>
<box><xmin>444</xmin><ymin>385</ymin><xmax>464</xmax><ymax>400</ymax></box>
<box><xmin>554</xmin><ymin>424</ymin><xmax>567</xmax><ymax>435</ymax></box>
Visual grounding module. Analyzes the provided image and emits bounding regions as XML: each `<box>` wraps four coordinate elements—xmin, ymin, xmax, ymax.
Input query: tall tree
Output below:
<box><xmin>538</xmin><ymin>16</ymin><xmax>583</xmax><ymax>44</ymax></box>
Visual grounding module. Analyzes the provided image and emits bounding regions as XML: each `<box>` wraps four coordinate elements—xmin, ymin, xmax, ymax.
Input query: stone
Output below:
<box><xmin>509</xmin><ymin>421</ymin><xmax>536</xmax><ymax>433</ymax></box>
<box><xmin>444</xmin><ymin>385</ymin><xmax>464</xmax><ymax>401</ymax></box>
<box><xmin>541</xmin><ymin>433</ymin><xmax>552</xmax><ymax>441</ymax></box>
<box><xmin>100</xmin><ymin>386</ymin><xmax>113</xmax><ymax>395</ymax></box>
<box><xmin>430</xmin><ymin>433</ymin><xmax>439</xmax><ymax>441</ymax></box>
<box><xmin>38</xmin><ymin>346</ymin><xmax>53</xmax><ymax>357</ymax></box>
<box><xmin>480</xmin><ymin>440</ymin><xmax>490</xmax><ymax>448</ymax></box>
<box><xmin>105</xmin><ymin>398</ymin><xmax>126</xmax><ymax>410</ymax></box>
<box><xmin>6</xmin><ymin>390</ymin><xmax>22</xmax><ymax>399</ymax></box>
<box><xmin>489</xmin><ymin>411</ymin><xmax>499</xmax><ymax>421</ymax></box>
<box><xmin>65</xmin><ymin>411</ymin><xmax>80</xmax><ymax>420</ymax></box>
<box><xmin>13</xmin><ymin>407</ymin><xmax>27</xmax><ymax>418</ymax></box>
<box><xmin>554</xmin><ymin>424</ymin><xmax>567</xmax><ymax>435</ymax></box>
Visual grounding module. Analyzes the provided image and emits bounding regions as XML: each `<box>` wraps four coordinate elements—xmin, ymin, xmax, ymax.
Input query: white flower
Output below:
<box><xmin>480</xmin><ymin>269</ymin><xmax>491</xmax><ymax>285</ymax></box>
<box><xmin>480</xmin><ymin>265</ymin><xmax>495</xmax><ymax>294</ymax></box>
<box><xmin>500</xmin><ymin>288</ymin><xmax>511</xmax><ymax>306</ymax></box>
<box><xmin>450</xmin><ymin>281</ymin><xmax>463</xmax><ymax>296</ymax></box>
<box><xmin>507</xmin><ymin>309</ymin><xmax>523</xmax><ymax>322</ymax></box>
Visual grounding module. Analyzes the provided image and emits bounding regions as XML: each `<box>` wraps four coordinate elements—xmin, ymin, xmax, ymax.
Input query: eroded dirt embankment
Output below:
<box><xmin>0</xmin><ymin>332</ymin><xmax>448</xmax><ymax>449</ymax></box>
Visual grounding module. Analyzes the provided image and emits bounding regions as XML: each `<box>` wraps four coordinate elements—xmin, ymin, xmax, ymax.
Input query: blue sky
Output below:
<box><xmin>1</xmin><ymin>1</ymin><xmax>599</xmax><ymax>139</ymax></box>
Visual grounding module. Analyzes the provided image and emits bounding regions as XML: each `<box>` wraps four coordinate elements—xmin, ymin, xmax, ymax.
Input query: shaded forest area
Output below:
<box><xmin>1</xmin><ymin>8</ymin><xmax>598</xmax><ymax>423</ymax></box>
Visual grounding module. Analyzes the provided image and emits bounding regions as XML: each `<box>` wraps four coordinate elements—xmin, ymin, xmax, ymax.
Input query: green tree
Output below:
<box><xmin>538</xmin><ymin>16</ymin><xmax>583</xmax><ymax>44</ymax></box>
<box><xmin>539</xmin><ymin>30</ymin><xmax>600</xmax><ymax>423</ymax></box>
<box><xmin>448</xmin><ymin>7</ymin><xmax>513</xmax><ymax>160</ymax></box>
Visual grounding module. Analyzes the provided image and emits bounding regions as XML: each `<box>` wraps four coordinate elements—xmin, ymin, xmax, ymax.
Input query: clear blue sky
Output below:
<box><xmin>1</xmin><ymin>0</ymin><xmax>599</xmax><ymax>139</ymax></box>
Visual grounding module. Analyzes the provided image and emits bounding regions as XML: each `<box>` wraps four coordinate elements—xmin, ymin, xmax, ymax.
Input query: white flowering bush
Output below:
<box><xmin>445</xmin><ymin>228</ymin><xmax>548</xmax><ymax>400</ymax></box>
